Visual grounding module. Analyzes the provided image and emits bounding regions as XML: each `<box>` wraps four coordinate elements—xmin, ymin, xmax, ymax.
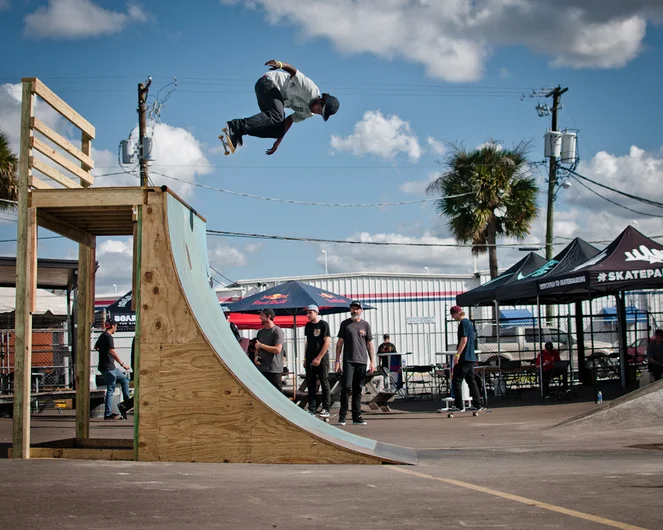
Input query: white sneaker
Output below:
<box><xmin>319</xmin><ymin>410</ymin><xmax>330</xmax><ymax>418</ymax></box>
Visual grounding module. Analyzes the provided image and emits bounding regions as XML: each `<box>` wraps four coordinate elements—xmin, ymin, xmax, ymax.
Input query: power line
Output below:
<box><xmin>209</xmin><ymin>265</ymin><xmax>235</xmax><ymax>286</ymax></box>
<box><xmin>567</xmin><ymin>169</ymin><xmax>663</xmax><ymax>210</ymax></box>
<box><xmin>569</xmin><ymin>175</ymin><xmax>663</xmax><ymax>218</ymax></box>
<box><xmin>152</xmin><ymin>171</ymin><xmax>471</xmax><ymax>207</ymax></box>
<box><xmin>206</xmin><ymin>229</ymin><xmax>551</xmax><ymax>248</ymax></box>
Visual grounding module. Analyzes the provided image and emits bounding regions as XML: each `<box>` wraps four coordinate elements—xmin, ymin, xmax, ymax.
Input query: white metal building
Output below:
<box><xmin>230</xmin><ymin>272</ymin><xmax>480</xmax><ymax>370</ymax></box>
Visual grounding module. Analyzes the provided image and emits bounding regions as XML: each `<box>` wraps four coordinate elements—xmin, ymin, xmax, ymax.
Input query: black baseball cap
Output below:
<box><xmin>350</xmin><ymin>301</ymin><xmax>362</xmax><ymax>309</ymax></box>
<box><xmin>260</xmin><ymin>308</ymin><xmax>275</xmax><ymax>318</ymax></box>
<box><xmin>322</xmin><ymin>94</ymin><xmax>339</xmax><ymax>121</ymax></box>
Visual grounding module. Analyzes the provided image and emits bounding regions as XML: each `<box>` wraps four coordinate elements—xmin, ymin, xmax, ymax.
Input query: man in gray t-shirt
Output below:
<box><xmin>255</xmin><ymin>308</ymin><xmax>285</xmax><ymax>390</ymax></box>
<box><xmin>335</xmin><ymin>301</ymin><xmax>375</xmax><ymax>425</ymax></box>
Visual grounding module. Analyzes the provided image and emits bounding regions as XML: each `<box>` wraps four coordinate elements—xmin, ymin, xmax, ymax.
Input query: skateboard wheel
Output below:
<box><xmin>447</xmin><ymin>413</ymin><xmax>453</xmax><ymax>418</ymax></box>
<box><xmin>473</xmin><ymin>412</ymin><xmax>479</xmax><ymax>417</ymax></box>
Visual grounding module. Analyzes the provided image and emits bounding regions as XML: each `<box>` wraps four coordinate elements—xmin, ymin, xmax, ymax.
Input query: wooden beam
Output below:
<box><xmin>37</xmin><ymin>210</ymin><xmax>95</xmax><ymax>248</ymax></box>
<box><xmin>30</xmin><ymin>157</ymin><xmax>82</xmax><ymax>189</ymax></box>
<box><xmin>31</xmin><ymin>137</ymin><xmax>92</xmax><ymax>186</ymax></box>
<box><xmin>31</xmin><ymin>117</ymin><xmax>95</xmax><ymax>170</ymax></box>
<box><xmin>75</xmin><ymin>244</ymin><xmax>95</xmax><ymax>439</ymax></box>
<box><xmin>31</xmin><ymin>187</ymin><xmax>148</xmax><ymax>209</ymax></box>
<box><xmin>29</xmin><ymin>208</ymin><xmax>37</xmax><ymax>314</ymax></box>
<box><xmin>26</xmin><ymin>448</ymin><xmax>134</xmax><ymax>461</ymax></box>
<box><xmin>13</xmin><ymin>79</ymin><xmax>35</xmax><ymax>460</ymax></box>
<box><xmin>26</xmin><ymin>78</ymin><xmax>96</xmax><ymax>139</ymax></box>
<box><xmin>29</xmin><ymin>174</ymin><xmax>54</xmax><ymax>189</ymax></box>
<box><xmin>81</xmin><ymin>131</ymin><xmax>94</xmax><ymax>180</ymax></box>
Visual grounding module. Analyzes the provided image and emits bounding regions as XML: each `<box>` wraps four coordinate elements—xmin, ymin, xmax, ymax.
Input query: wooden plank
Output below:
<box><xmin>37</xmin><ymin>210</ymin><xmax>95</xmax><ymax>248</ymax></box>
<box><xmin>31</xmin><ymin>137</ymin><xmax>92</xmax><ymax>186</ymax></box>
<box><xmin>81</xmin><ymin>131</ymin><xmax>94</xmax><ymax>181</ymax></box>
<box><xmin>74</xmin><ymin>438</ymin><xmax>133</xmax><ymax>449</ymax></box>
<box><xmin>28</xmin><ymin>448</ymin><xmax>134</xmax><ymax>461</ymax></box>
<box><xmin>30</xmin><ymin>157</ymin><xmax>82</xmax><ymax>189</ymax></box>
<box><xmin>13</xmin><ymin>79</ymin><xmax>35</xmax><ymax>460</ymax></box>
<box><xmin>31</xmin><ymin>187</ymin><xmax>148</xmax><ymax>209</ymax></box>
<box><xmin>31</xmin><ymin>117</ymin><xmax>94</xmax><ymax>170</ymax></box>
<box><xmin>28</xmin><ymin>208</ymin><xmax>37</xmax><ymax>314</ymax></box>
<box><xmin>29</xmin><ymin>174</ymin><xmax>54</xmax><ymax>189</ymax></box>
<box><xmin>26</xmin><ymin>78</ymin><xmax>96</xmax><ymax>138</ymax></box>
<box><xmin>75</xmin><ymin>244</ymin><xmax>94</xmax><ymax>439</ymax></box>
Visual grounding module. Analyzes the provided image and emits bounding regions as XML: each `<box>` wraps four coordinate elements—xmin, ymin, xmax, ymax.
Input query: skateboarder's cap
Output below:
<box><xmin>104</xmin><ymin>321</ymin><xmax>116</xmax><ymax>329</ymax></box>
<box><xmin>449</xmin><ymin>305</ymin><xmax>462</xmax><ymax>315</ymax></box>
<box><xmin>350</xmin><ymin>300</ymin><xmax>362</xmax><ymax>309</ymax></box>
<box><xmin>306</xmin><ymin>304</ymin><xmax>319</xmax><ymax>313</ymax></box>
<box><xmin>321</xmin><ymin>94</ymin><xmax>339</xmax><ymax>121</ymax></box>
<box><xmin>260</xmin><ymin>308</ymin><xmax>276</xmax><ymax>318</ymax></box>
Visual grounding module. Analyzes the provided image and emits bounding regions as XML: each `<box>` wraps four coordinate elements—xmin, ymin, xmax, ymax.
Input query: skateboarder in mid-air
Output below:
<box><xmin>222</xmin><ymin>60</ymin><xmax>340</xmax><ymax>155</ymax></box>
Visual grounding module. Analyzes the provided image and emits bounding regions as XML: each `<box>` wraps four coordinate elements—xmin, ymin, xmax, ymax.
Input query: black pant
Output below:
<box><xmin>305</xmin><ymin>357</ymin><xmax>330</xmax><ymax>411</ymax></box>
<box><xmin>262</xmin><ymin>371</ymin><xmax>282</xmax><ymax>391</ymax></box>
<box><xmin>339</xmin><ymin>362</ymin><xmax>367</xmax><ymax>420</ymax></box>
<box><xmin>452</xmin><ymin>362</ymin><xmax>482</xmax><ymax>409</ymax></box>
<box><xmin>649</xmin><ymin>363</ymin><xmax>663</xmax><ymax>381</ymax></box>
<box><xmin>233</xmin><ymin>77</ymin><xmax>286</xmax><ymax>139</ymax></box>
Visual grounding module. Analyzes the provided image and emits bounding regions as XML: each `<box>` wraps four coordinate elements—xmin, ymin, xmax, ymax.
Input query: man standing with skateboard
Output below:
<box><xmin>303</xmin><ymin>305</ymin><xmax>331</xmax><ymax>418</ymax></box>
<box><xmin>335</xmin><ymin>301</ymin><xmax>375</xmax><ymax>426</ymax></box>
<box><xmin>448</xmin><ymin>306</ymin><xmax>482</xmax><ymax>412</ymax></box>
<box><xmin>223</xmin><ymin>60</ymin><xmax>340</xmax><ymax>155</ymax></box>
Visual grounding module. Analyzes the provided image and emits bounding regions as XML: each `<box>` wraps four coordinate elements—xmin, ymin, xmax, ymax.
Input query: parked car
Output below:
<box><xmin>473</xmin><ymin>324</ymin><xmax>617</xmax><ymax>367</ymax></box>
<box><xmin>627</xmin><ymin>337</ymin><xmax>651</xmax><ymax>364</ymax></box>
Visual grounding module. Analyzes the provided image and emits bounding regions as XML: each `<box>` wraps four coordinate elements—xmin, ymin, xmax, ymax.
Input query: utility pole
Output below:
<box><xmin>138</xmin><ymin>77</ymin><xmax>152</xmax><ymax>187</ymax></box>
<box><xmin>544</xmin><ymin>86</ymin><xmax>568</xmax><ymax>261</ymax></box>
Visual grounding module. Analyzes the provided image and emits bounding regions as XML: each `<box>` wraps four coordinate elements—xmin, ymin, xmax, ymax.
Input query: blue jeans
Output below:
<box><xmin>103</xmin><ymin>368</ymin><xmax>131</xmax><ymax>417</ymax></box>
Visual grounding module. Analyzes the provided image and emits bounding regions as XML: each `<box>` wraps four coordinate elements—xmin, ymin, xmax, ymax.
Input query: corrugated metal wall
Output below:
<box><xmin>234</xmin><ymin>273</ymin><xmax>480</xmax><ymax>370</ymax></box>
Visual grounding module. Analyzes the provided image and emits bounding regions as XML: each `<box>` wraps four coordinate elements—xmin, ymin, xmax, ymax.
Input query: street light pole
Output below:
<box><xmin>424</xmin><ymin>267</ymin><xmax>430</xmax><ymax>275</ymax></box>
<box><xmin>322</xmin><ymin>250</ymin><xmax>328</xmax><ymax>275</ymax></box>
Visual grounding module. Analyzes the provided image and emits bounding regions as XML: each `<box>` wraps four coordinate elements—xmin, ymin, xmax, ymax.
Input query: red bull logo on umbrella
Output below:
<box><xmin>319</xmin><ymin>292</ymin><xmax>346</xmax><ymax>303</ymax></box>
<box><xmin>253</xmin><ymin>293</ymin><xmax>290</xmax><ymax>306</ymax></box>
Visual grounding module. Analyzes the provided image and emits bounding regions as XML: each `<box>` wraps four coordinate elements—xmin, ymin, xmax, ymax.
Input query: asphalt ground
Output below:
<box><xmin>1</xmin><ymin>386</ymin><xmax>661</xmax><ymax>529</ymax></box>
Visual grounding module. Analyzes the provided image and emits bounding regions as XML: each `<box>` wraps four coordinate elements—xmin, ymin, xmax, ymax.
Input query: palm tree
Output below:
<box><xmin>427</xmin><ymin>141</ymin><xmax>539</xmax><ymax>279</ymax></box>
<box><xmin>0</xmin><ymin>129</ymin><xmax>18</xmax><ymax>212</ymax></box>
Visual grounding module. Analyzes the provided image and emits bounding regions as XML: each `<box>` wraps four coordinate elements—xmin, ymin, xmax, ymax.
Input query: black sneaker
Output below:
<box><xmin>226</xmin><ymin>121</ymin><xmax>243</xmax><ymax>148</ymax></box>
<box><xmin>104</xmin><ymin>413</ymin><xmax>122</xmax><ymax>420</ymax></box>
<box><xmin>353</xmin><ymin>417</ymin><xmax>367</xmax><ymax>425</ymax></box>
<box><xmin>338</xmin><ymin>416</ymin><xmax>346</xmax><ymax>426</ymax></box>
<box><xmin>118</xmin><ymin>403</ymin><xmax>128</xmax><ymax>419</ymax></box>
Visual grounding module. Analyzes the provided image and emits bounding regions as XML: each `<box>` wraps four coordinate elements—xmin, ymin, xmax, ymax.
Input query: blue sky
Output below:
<box><xmin>1</xmin><ymin>0</ymin><xmax>662</xmax><ymax>293</ymax></box>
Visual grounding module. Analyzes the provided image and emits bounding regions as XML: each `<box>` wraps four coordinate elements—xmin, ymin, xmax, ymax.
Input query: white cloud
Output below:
<box><xmin>221</xmin><ymin>1</ymin><xmax>663</xmax><ymax>80</ymax></box>
<box><xmin>319</xmin><ymin>232</ymin><xmax>485</xmax><ymax>275</ymax></box>
<box><xmin>0</xmin><ymin>0</ymin><xmax>10</xmax><ymax>11</ymax></box>
<box><xmin>24</xmin><ymin>0</ymin><xmax>148</xmax><ymax>40</ymax></box>
<box><xmin>208</xmin><ymin>240</ymin><xmax>263</xmax><ymax>270</ymax></box>
<box><xmin>476</xmin><ymin>140</ymin><xmax>503</xmax><ymax>151</ymax></box>
<box><xmin>566</xmin><ymin>145</ymin><xmax>663</xmax><ymax>222</ymax></box>
<box><xmin>400</xmin><ymin>172</ymin><xmax>439</xmax><ymax>196</ymax></box>
<box><xmin>0</xmin><ymin>83</ymin><xmax>209</xmax><ymax>198</ymax></box>
<box><xmin>0</xmin><ymin>83</ymin><xmax>69</xmax><ymax>152</ymax></box>
<box><xmin>95</xmin><ymin>237</ymin><xmax>134</xmax><ymax>293</ymax></box>
<box><xmin>330</xmin><ymin>110</ymin><xmax>422</xmax><ymax>162</ymax></box>
<box><xmin>427</xmin><ymin>137</ymin><xmax>446</xmax><ymax>156</ymax></box>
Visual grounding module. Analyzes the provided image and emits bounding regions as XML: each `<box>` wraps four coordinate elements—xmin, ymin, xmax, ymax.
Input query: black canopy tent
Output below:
<box><xmin>495</xmin><ymin>238</ymin><xmax>600</xmax><ymax>305</ymax></box>
<box><xmin>456</xmin><ymin>252</ymin><xmax>547</xmax><ymax>307</ymax></box>
<box><xmin>535</xmin><ymin>226</ymin><xmax>663</xmax><ymax>386</ymax></box>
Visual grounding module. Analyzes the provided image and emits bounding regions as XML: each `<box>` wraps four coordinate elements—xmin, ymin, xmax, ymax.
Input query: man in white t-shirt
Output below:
<box><xmin>226</xmin><ymin>59</ymin><xmax>339</xmax><ymax>155</ymax></box>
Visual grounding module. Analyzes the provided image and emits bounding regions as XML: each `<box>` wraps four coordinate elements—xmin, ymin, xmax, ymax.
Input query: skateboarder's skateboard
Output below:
<box><xmin>447</xmin><ymin>408</ymin><xmax>490</xmax><ymax>418</ymax></box>
<box><xmin>218</xmin><ymin>127</ymin><xmax>236</xmax><ymax>156</ymax></box>
<box><xmin>312</xmin><ymin>412</ymin><xmax>334</xmax><ymax>423</ymax></box>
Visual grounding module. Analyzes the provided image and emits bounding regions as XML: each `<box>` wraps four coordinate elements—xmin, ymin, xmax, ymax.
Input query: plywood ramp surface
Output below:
<box><xmin>137</xmin><ymin>189</ymin><xmax>416</xmax><ymax>465</ymax></box>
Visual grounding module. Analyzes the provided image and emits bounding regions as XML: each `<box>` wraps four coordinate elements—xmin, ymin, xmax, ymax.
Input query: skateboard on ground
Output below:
<box><xmin>447</xmin><ymin>408</ymin><xmax>490</xmax><ymax>418</ymax></box>
<box><xmin>218</xmin><ymin>127</ymin><xmax>236</xmax><ymax>156</ymax></box>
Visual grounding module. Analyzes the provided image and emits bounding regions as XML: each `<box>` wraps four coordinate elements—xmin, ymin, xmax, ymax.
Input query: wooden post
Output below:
<box><xmin>13</xmin><ymin>80</ymin><xmax>35</xmax><ymax>459</ymax></box>
<box><xmin>75</xmin><ymin>243</ymin><xmax>95</xmax><ymax>439</ymax></box>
